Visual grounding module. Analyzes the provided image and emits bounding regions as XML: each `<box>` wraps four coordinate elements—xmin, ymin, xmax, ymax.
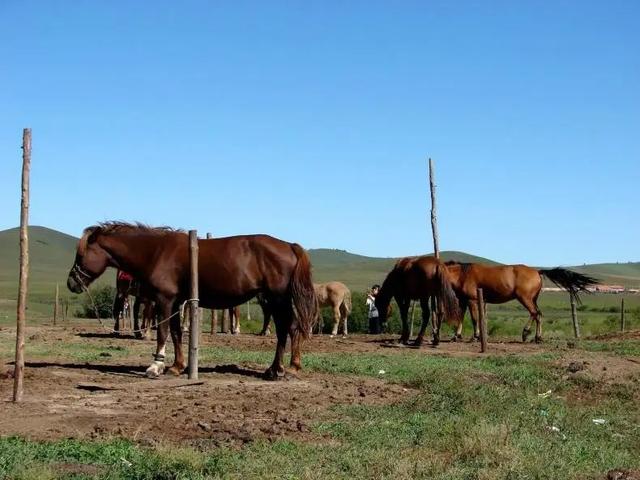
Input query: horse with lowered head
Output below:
<box><xmin>375</xmin><ymin>255</ymin><xmax>460</xmax><ymax>346</ymax></box>
<box><xmin>67</xmin><ymin>222</ymin><xmax>318</xmax><ymax>379</ymax></box>
<box><xmin>444</xmin><ymin>261</ymin><xmax>598</xmax><ymax>343</ymax></box>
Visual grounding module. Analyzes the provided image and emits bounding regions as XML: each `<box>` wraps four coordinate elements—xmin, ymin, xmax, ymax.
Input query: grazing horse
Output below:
<box><xmin>67</xmin><ymin>222</ymin><xmax>318</xmax><ymax>379</ymax></box>
<box><xmin>375</xmin><ymin>256</ymin><xmax>460</xmax><ymax>346</ymax></box>
<box><xmin>445</xmin><ymin>262</ymin><xmax>598</xmax><ymax>343</ymax></box>
<box><xmin>314</xmin><ymin>282</ymin><xmax>352</xmax><ymax>337</ymax></box>
<box><xmin>113</xmin><ymin>270</ymin><xmax>157</xmax><ymax>339</ymax></box>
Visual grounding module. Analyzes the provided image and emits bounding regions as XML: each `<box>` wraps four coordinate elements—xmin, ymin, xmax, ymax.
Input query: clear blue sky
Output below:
<box><xmin>1</xmin><ymin>1</ymin><xmax>638</xmax><ymax>266</ymax></box>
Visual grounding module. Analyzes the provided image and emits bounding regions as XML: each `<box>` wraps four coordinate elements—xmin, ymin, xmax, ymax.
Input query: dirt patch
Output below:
<box><xmin>0</xmin><ymin>358</ymin><xmax>414</xmax><ymax>447</ymax></box>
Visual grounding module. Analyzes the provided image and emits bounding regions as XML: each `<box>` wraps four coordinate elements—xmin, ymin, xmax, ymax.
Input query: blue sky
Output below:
<box><xmin>0</xmin><ymin>1</ymin><xmax>638</xmax><ymax>265</ymax></box>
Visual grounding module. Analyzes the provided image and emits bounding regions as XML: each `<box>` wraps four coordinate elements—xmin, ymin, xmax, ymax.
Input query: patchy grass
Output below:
<box><xmin>2</xmin><ymin>340</ymin><xmax>640</xmax><ymax>479</ymax></box>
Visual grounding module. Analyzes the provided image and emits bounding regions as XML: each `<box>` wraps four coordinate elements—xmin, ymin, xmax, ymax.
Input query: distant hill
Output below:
<box><xmin>0</xmin><ymin>227</ymin><xmax>638</xmax><ymax>300</ymax></box>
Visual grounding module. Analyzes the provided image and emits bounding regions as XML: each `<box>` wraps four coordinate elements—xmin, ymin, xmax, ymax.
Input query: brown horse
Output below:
<box><xmin>375</xmin><ymin>256</ymin><xmax>460</xmax><ymax>346</ymax></box>
<box><xmin>314</xmin><ymin>282</ymin><xmax>352</xmax><ymax>337</ymax></box>
<box><xmin>445</xmin><ymin>262</ymin><xmax>598</xmax><ymax>343</ymax></box>
<box><xmin>113</xmin><ymin>271</ymin><xmax>157</xmax><ymax>339</ymax></box>
<box><xmin>67</xmin><ymin>222</ymin><xmax>318</xmax><ymax>379</ymax></box>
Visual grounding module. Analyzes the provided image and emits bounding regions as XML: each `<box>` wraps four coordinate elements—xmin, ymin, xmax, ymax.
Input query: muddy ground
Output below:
<box><xmin>1</xmin><ymin>327</ymin><xmax>639</xmax><ymax>448</ymax></box>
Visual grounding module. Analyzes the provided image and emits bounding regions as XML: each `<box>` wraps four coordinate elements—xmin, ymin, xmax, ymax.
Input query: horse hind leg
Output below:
<box><xmin>330</xmin><ymin>305</ymin><xmax>340</xmax><ymax>337</ymax></box>
<box><xmin>519</xmin><ymin>296</ymin><xmax>542</xmax><ymax>343</ymax></box>
<box><xmin>414</xmin><ymin>298</ymin><xmax>431</xmax><ymax>347</ymax></box>
<box><xmin>340</xmin><ymin>303</ymin><xmax>349</xmax><ymax>337</ymax></box>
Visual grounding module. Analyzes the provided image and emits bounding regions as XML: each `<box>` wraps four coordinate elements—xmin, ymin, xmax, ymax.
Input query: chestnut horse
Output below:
<box><xmin>445</xmin><ymin>262</ymin><xmax>598</xmax><ymax>343</ymax></box>
<box><xmin>67</xmin><ymin>222</ymin><xmax>317</xmax><ymax>379</ymax></box>
<box><xmin>375</xmin><ymin>256</ymin><xmax>460</xmax><ymax>346</ymax></box>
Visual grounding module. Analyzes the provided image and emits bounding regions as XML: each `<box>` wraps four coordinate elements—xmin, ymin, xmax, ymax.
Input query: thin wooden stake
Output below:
<box><xmin>620</xmin><ymin>298</ymin><xmax>625</xmax><ymax>332</ymax></box>
<box><xmin>13</xmin><ymin>128</ymin><xmax>31</xmax><ymax>402</ymax></box>
<box><xmin>570</xmin><ymin>295</ymin><xmax>580</xmax><ymax>339</ymax></box>
<box><xmin>54</xmin><ymin>283</ymin><xmax>59</xmax><ymax>326</ymax></box>
<box><xmin>429</xmin><ymin>158</ymin><xmax>440</xmax><ymax>259</ymax></box>
<box><xmin>477</xmin><ymin>288</ymin><xmax>488</xmax><ymax>353</ymax></box>
<box><xmin>188</xmin><ymin>230</ymin><xmax>199</xmax><ymax>380</ymax></box>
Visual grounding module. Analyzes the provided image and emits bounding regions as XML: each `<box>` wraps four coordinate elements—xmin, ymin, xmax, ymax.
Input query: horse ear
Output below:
<box><xmin>78</xmin><ymin>226</ymin><xmax>101</xmax><ymax>256</ymax></box>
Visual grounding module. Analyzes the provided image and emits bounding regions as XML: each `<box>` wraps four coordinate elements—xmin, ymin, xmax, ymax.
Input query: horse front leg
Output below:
<box><xmin>330</xmin><ymin>305</ymin><xmax>340</xmax><ymax>337</ymax></box>
<box><xmin>145</xmin><ymin>298</ymin><xmax>173</xmax><ymax>378</ymax></box>
<box><xmin>112</xmin><ymin>294</ymin><xmax>124</xmax><ymax>335</ymax></box>
<box><xmin>168</xmin><ymin>304</ymin><xmax>185</xmax><ymax>376</ymax></box>
<box><xmin>133</xmin><ymin>297</ymin><xmax>143</xmax><ymax>339</ymax></box>
<box><xmin>468</xmin><ymin>300</ymin><xmax>481</xmax><ymax>342</ymax></box>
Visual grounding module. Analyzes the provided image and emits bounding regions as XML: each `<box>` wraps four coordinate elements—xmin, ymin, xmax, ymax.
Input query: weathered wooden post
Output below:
<box><xmin>570</xmin><ymin>295</ymin><xmax>580</xmax><ymax>339</ymax></box>
<box><xmin>13</xmin><ymin>128</ymin><xmax>31</xmax><ymax>403</ymax></box>
<box><xmin>53</xmin><ymin>283</ymin><xmax>59</xmax><ymax>326</ymax></box>
<box><xmin>620</xmin><ymin>298</ymin><xmax>625</xmax><ymax>332</ymax></box>
<box><xmin>188</xmin><ymin>230</ymin><xmax>199</xmax><ymax>379</ymax></box>
<box><xmin>428</xmin><ymin>158</ymin><xmax>442</xmax><ymax>340</ymax></box>
<box><xmin>477</xmin><ymin>288</ymin><xmax>488</xmax><ymax>353</ymax></box>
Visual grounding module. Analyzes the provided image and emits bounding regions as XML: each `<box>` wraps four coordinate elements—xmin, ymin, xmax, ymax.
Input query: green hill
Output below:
<box><xmin>0</xmin><ymin>227</ymin><xmax>638</xmax><ymax>303</ymax></box>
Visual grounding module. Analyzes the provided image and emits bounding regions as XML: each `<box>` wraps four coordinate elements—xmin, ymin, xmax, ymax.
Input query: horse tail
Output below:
<box><xmin>435</xmin><ymin>262</ymin><xmax>461</xmax><ymax>325</ymax></box>
<box><xmin>538</xmin><ymin>268</ymin><xmax>598</xmax><ymax>305</ymax></box>
<box><xmin>290</xmin><ymin>244</ymin><xmax>318</xmax><ymax>339</ymax></box>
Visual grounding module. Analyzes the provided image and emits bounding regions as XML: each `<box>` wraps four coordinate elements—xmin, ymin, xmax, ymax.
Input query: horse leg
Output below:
<box><xmin>167</xmin><ymin>304</ymin><xmax>186</xmax><ymax>375</ymax></box>
<box><xmin>133</xmin><ymin>297</ymin><xmax>143</xmax><ymax>339</ymax></box>
<box><xmin>112</xmin><ymin>294</ymin><xmax>124</xmax><ymax>335</ymax></box>
<box><xmin>288</xmin><ymin>311</ymin><xmax>303</xmax><ymax>373</ymax></box>
<box><xmin>452</xmin><ymin>300</ymin><xmax>467</xmax><ymax>342</ymax></box>
<box><xmin>431</xmin><ymin>296</ymin><xmax>442</xmax><ymax>347</ymax></box>
<box><xmin>519</xmin><ymin>296</ymin><xmax>543</xmax><ymax>343</ymax></box>
<box><xmin>264</xmin><ymin>303</ymin><xmax>288</xmax><ymax>380</ymax></box>
<box><xmin>330</xmin><ymin>305</ymin><xmax>340</xmax><ymax>337</ymax></box>
<box><xmin>145</xmin><ymin>298</ymin><xmax>173</xmax><ymax>378</ymax></box>
<box><xmin>468</xmin><ymin>300</ymin><xmax>481</xmax><ymax>342</ymax></box>
<box><xmin>341</xmin><ymin>303</ymin><xmax>348</xmax><ymax>337</ymax></box>
<box><xmin>414</xmin><ymin>298</ymin><xmax>431</xmax><ymax>347</ymax></box>
<box><xmin>398</xmin><ymin>298</ymin><xmax>411</xmax><ymax>344</ymax></box>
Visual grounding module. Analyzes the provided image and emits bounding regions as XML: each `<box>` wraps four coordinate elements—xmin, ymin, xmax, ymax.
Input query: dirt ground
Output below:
<box><xmin>1</xmin><ymin>327</ymin><xmax>639</xmax><ymax>448</ymax></box>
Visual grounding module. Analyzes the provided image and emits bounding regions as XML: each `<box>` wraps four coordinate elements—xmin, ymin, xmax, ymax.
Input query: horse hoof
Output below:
<box><xmin>534</xmin><ymin>336</ymin><xmax>543</xmax><ymax>344</ymax></box>
<box><xmin>431</xmin><ymin>338</ymin><xmax>440</xmax><ymax>347</ymax></box>
<box><xmin>522</xmin><ymin>328</ymin><xmax>532</xmax><ymax>342</ymax></box>
<box><xmin>134</xmin><ymin>333</ymin><xmax>143</xmax><ymax>340</ymax></box>
<box><xmin>263</xmin><ymin>367</ymin><xmax>286</xmax><ymax>381</ymax></box>
<box><xmin>167</xmin><ymin>365</ymin><xmax>184</xmax><ymax>376</ymax></box>
<box><xmin>145</xmin><ymin>361</ymin><xmax>164</xmax><ymax>378</ymax></box>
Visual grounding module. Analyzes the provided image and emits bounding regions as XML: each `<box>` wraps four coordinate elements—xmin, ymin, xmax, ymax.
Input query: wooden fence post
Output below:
<box><xmin>188</xmin><ymin>230</ymin><xmax>199</xmax><ymax>379</ymax></box>
<box><xmin>477</xmin><ymin>288</ymin><xmax>488</xmax><ymax>353</ymax></box>
<box><xmin>13</xmin><ymin>128</ymin><xmax>31</xmax><ymax>403</ymax></box>
<box><xmin>620</xmin><ymin>298</ymin><xmax>625</xmax><ymax>332</ymax></box>
<box><xmin>428</xmin><ymin>158</ymin><xmax>443</xmax><ymax>339</ymax></box>
<box><xmin>570</xmin><ymin>295</ymin><xmax>580</xmax><ymax>339</ymax></box>
<box><xmin>54</xmin><ymin>283</ymin><xmax>59</xmax><ymax>326</ymax></box>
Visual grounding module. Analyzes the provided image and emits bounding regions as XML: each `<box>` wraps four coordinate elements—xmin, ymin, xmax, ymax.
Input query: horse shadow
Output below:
<box><xmin>76</xmin><ymin>332</ymin><xmax>140</xmax><ymax>340</ymax></box>
<box><xmin>19</xmin><ymin>361</ymin><xmax>265</xmax><ymax>380</ymax></box>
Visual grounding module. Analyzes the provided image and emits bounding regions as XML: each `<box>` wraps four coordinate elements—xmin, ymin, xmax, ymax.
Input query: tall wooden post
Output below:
<box><xmin>620</xmin><ymin>298</ymin><xmax>625</xmax><ymax>332</ymax></box>
<box><xmin>429</xmin><ymin>158</ymin><xmax>440</xmax><ymax>259</ymax></box>
<box><xmin>428</xmin><ymin>158</ymin><xmax>442</xmax><ymax>337</ymax></box>
<box><xmin>477</xmin><ymin>288</ymin><xmax>488</xmax><ymax>353</ymax></box>
<box><xmin>53</xmin><ymin>283</ymin><xmax>59</xmax><ymax>326</ymax></box>
<box><xmin>188</xmin><ymin>230</ymin><xmax>199</xmax><ymax>379</ymax></box>
<box><xmin>13</xmin><ymin>128</ymin><xmax>31</xmax><ymax>403</ymax></box>
<box><xmin>570</xmin><ymin>295</ymin><xmax>580</xmax><ymax>339</ymax></box>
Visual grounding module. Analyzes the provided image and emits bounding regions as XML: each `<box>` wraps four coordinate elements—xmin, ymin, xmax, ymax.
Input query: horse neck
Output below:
<box><xmin>98</xmin><ymin>233</ymin><xmax>161</xmax><ymax>278</ymax></box>
<box><xmin>377</xmin><ymin>275</ymin><xmax>395</xmax><ymax>309</ymax></box>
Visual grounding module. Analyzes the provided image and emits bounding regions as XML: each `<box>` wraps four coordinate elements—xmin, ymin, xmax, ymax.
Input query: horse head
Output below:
<box><xmin>67</xmin><ymin>226</ymin><xmax>111</xmax><ymax>293</ymax></box>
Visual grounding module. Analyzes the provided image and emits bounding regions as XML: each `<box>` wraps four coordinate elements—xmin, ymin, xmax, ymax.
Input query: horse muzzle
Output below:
<box><xmin>67</xmin><ymin>275</ymin><xmax>83</xmax><ymax>294</ymax></box>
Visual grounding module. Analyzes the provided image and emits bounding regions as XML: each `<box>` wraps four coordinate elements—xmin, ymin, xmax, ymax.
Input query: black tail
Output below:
<box><xmin>435</xmin><ymin>263</ymin><xmax>461</xmax><ymax>324</ymax></box>
<box><xmin>290</xmin><ymin>244</ymin><xmax>318</xmax><ymax>339</ymax></box>
<box><xmin>538</xmin><ymin>268</ymin><xmax>599</xmax><ymax>305</ymax></box>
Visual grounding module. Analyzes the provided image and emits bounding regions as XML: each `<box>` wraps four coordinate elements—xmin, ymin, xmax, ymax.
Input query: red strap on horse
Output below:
<box><xmin>117</xmin><ymin>270</ymin><xmax>133</xmax><ymax>282</ymax></box>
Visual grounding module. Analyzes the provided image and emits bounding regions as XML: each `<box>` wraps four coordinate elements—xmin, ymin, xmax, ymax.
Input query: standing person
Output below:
<box><xmin>367</xmin><ymin>284</ymin><xmax>381</xmax><ymax>334</ymax></box>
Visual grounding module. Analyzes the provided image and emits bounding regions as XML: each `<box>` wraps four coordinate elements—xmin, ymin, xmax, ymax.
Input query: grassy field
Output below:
<box><xmin>1</xmin><ymin>333</ymin><xmax>639</xmax><ymax>479</ymax></box>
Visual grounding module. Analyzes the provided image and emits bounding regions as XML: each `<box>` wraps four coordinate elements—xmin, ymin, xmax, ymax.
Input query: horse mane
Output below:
<box><xmin>78</xmin><ymin>221</ymin><xmax>183</xmax><ymax>255</ymax></box>
<box><xmin>445</xmin><ymin>260</ymin><xmax>472</xmax><ymax>274</ymax></box>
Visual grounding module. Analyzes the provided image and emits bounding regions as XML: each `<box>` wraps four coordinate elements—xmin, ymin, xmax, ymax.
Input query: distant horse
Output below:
<box><xmin>113</xmin><ymin>270</ymin><xmax>157</xmax><ymax>339</ymax></box>
<box><xmin>445</xmin><ymin>262</ymin><xmax>598</xmax><ymax>343</ymax></box>
<box><xmin>257</xmin><ymin>294</ymin><xmax>274</xmax><ymax>335</ymax></box>
<box><xmin>314</xmin><ymin>282</ymin><xmax>352</xmax><ymax>337</ymax></box>
<box><xmin>210</xmin><ymin>306</ymin><xmax>241</xmax><ymax>334</ymax></box>
<box><xmin>375</xmin><ymin>256</ymin><xmax>460</xmax><ymax>346</ymax></box>
<box><xmin>67</xmin><ymin>222</ymin><xmax>317</xmax><ymax>380</ymax></box>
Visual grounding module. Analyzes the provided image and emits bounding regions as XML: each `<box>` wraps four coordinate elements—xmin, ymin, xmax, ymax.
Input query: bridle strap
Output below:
<box><xmin>72</xmin><ymin>263</ymin><xmax>94</xmax><ymax>286</ymax></box>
